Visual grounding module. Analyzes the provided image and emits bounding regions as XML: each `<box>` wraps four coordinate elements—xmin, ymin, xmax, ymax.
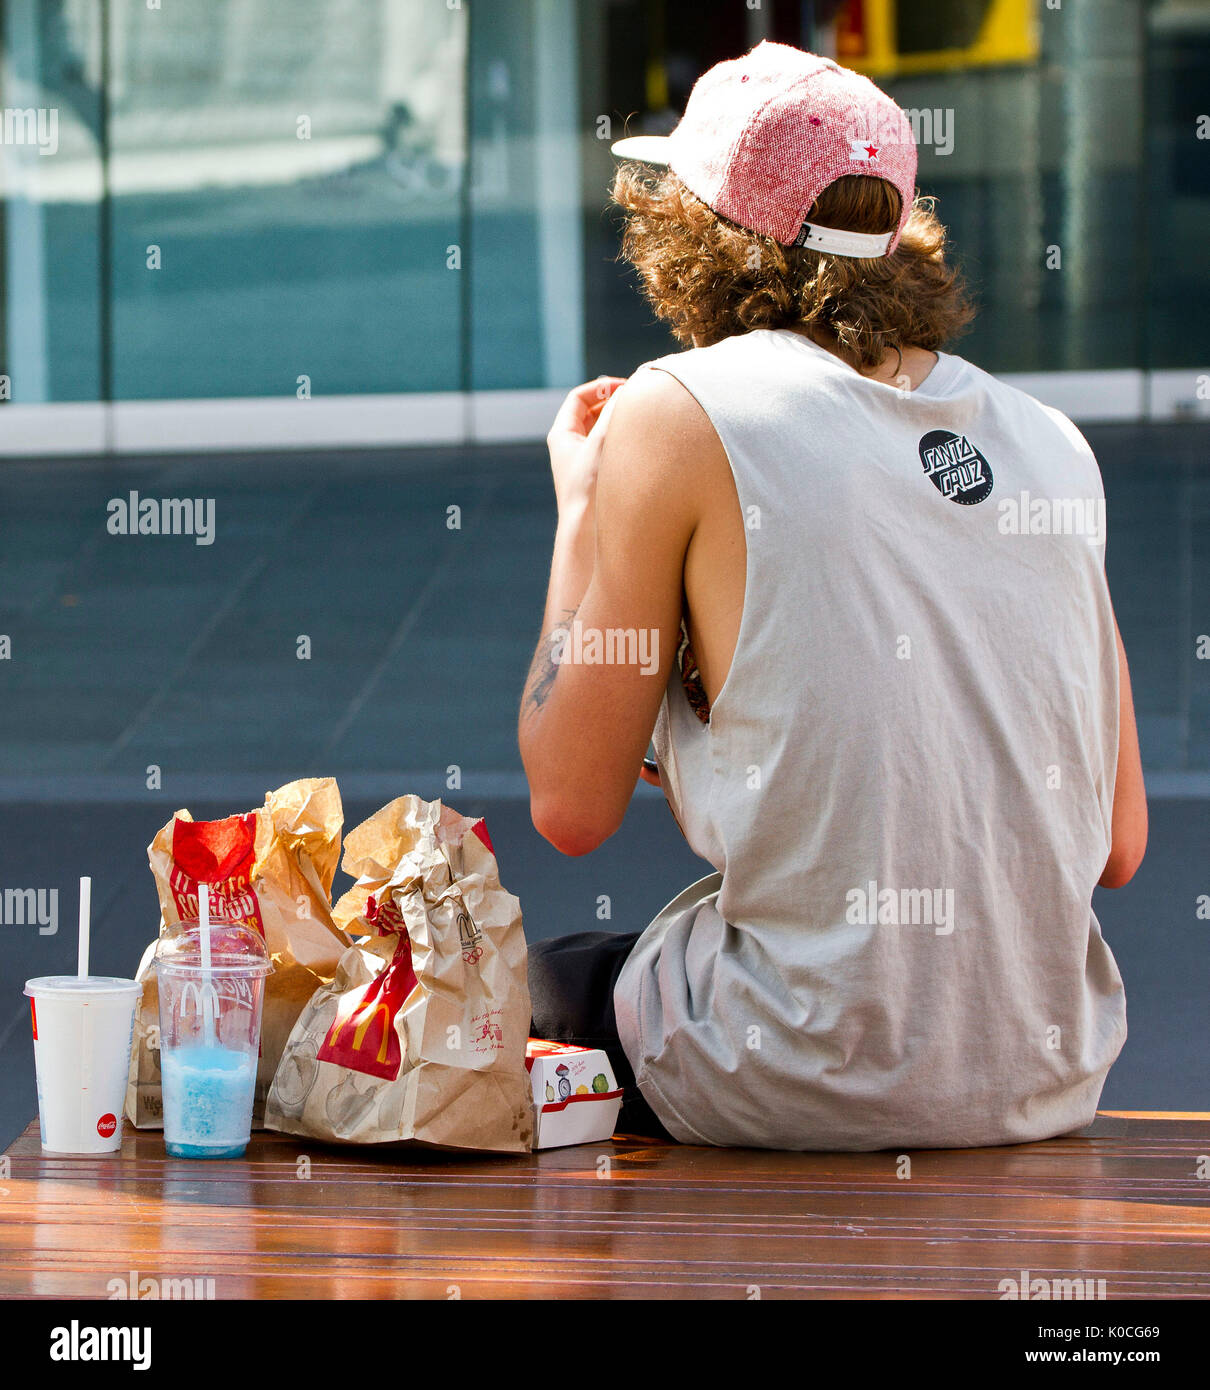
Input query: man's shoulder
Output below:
<box><xmin>982</xmin><ymin>362</ymin><xmax>1099</xmax><ymax>458</ymax></box>
<box><xmin>607</xmin><ymin>357</ymin><xmax>724</xmax><ymax>447</ymax></box>
<box><xmin>594</xmin><ymin>358</ymin><xmax>730</xmax><ymax>521</ymax></box>
<box><xmin>939</xmin><ymin>353</ymin><xmax>1103</xmax><ymax>489</ymax></box>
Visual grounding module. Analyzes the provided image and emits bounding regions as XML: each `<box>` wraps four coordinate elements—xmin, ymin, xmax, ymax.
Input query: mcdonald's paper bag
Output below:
<box><xmin>264</xmin><ymin>794</ymin><xmax>534</xmax><ymax>1153</ymax></box>
<box><xmin>126</xmin><ymin>777</ymin><xmax>348</xmax><ymax>1128</ymax></box>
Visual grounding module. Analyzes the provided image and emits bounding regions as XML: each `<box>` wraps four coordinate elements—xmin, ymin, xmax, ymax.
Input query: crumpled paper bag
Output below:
<box><xmin>265</xmin><ymin>794</ymin><xmax>533</xmax><ymax>1153</ymax></box>
<box><xmin>126</xmin><ymin>777</ymin><xmax>348</xmax><ymax>1128</ymax></box>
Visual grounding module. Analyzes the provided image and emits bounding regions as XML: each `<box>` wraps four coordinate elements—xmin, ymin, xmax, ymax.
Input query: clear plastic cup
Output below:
<box><xmin>154</xmin><ymin>919</ymin><xmax>272</xmax><ymax>1159</ymax></box>
<box><xmin>23</xmin><ymin>975</ymin><xmax>142</xmax><ymax>1154</ymax></box>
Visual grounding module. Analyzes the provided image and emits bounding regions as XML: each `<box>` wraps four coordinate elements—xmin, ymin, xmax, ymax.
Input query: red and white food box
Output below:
<box><xmin>526</xmin><ymin>1039</ymin><xmax>624</xmax><ymax>1149</ymax></box>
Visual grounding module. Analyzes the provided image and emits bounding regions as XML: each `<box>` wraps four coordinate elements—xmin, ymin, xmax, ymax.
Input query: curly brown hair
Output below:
<box><xmin>612</xmin><ymin>164</ymin><xmax>975</xmax><ymax>372</ymax></box>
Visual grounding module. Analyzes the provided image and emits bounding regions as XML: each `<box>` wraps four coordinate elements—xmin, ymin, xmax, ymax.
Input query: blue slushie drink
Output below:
<box><xmin>161</xmin><ymin>1044</ymin><xmax>258</xmax><ymax>1158</ymax></box>
<box><xmin>154</xmin><ymin>917</ymin><xmax>272</xmax><ymax>1160</ymax></box>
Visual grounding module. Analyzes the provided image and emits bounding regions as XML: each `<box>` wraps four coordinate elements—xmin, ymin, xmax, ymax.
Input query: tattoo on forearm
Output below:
<box><xmin>522</xmin><ymin>607</ymin><xmax>578</xmax><ymax>719</ymax></box>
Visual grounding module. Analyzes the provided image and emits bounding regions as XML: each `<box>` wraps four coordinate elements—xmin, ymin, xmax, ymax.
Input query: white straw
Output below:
<box><xmin>77</xmin><ymin>876</ymin><xmax>91</xmax><ymax>979</ymax></box>
<box><xmin>199</xmin><ymin>882</ymin><xmax>216</xmax><ymax>1046</ymax></box>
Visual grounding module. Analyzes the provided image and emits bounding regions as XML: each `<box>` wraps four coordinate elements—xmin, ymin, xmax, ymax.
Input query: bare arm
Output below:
<box><xmin>1098</xmin><ymin>609</ymin><xmax>1147</xmax><ymax>888</ymax></box>
<box><xmin>519</xmin><ymin>370</ymin><xmax>702</xmax><ymax>855</ymax></box>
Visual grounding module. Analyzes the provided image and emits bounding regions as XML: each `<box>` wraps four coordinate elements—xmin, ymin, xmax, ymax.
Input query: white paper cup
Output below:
<box><xmin>24</xmin><ymin>976</ymin><xmax>142</xmax><ymax>1154</ymax></box>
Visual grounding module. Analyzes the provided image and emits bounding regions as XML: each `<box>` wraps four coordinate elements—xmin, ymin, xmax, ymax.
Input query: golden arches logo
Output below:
<box><xmin>179</xmin><ymin>980</ymin><xmax>220</xmax><ymax>1018</ymax></box>
<box><xmin>328</xmin><ymin>997</ymin><xmax>392</xmax><ymax>1065</ymax></box>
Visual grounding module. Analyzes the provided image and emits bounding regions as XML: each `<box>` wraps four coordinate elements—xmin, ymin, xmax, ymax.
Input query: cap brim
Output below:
<box><xmin>609</xmin><ymin>135</ymin><xmax>673</xmax><ymax>166</ymax></box>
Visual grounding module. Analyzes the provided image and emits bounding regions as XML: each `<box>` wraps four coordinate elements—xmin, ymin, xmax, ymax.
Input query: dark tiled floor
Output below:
<box><xmin>1</xmin><ymin>425</ymin><xmax>1208</xmax><ymax>1147</ymax></box>
<box><xmin>2</xmin><ymin>426</ymin><xmax>1209</xmax><ymax>782</ymax></box>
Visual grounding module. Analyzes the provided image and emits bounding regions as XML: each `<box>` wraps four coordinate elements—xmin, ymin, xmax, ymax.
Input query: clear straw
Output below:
<box><xmin>77</xmin><ymin>876</ymin><xmax>91</xmax><ymax>979</ymax></box>
<box><xmin>198</xmin><ymin>882</ymin><xmax>216</xmax><ymax>1047</ymax></box>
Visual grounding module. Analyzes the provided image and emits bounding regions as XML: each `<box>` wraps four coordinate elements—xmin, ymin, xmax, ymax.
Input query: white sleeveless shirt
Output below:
<box><xmin>613</xmin><ymin>327</ymin><xmax>1126</xmax><ymax>1150</ymax></box>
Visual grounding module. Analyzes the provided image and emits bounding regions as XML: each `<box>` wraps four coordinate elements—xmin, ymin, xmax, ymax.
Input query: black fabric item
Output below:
<box><xmin>528</xmin><ymin>930</ymin><xmax>675</xmax><ymax>1142</ymax></box>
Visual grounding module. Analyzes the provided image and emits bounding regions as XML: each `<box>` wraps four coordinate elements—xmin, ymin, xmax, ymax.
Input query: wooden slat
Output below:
<box><xmin>2</xmin><ymin>1115</ymin><xmax>1209</xmax><ymax>1299</ymax></box>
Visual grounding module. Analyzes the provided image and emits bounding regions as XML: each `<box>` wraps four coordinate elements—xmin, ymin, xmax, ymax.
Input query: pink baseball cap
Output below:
<box><xmin>611</xmin><ymin>41</ymin><xmax>917</xmax><ymax>258</ymax></box>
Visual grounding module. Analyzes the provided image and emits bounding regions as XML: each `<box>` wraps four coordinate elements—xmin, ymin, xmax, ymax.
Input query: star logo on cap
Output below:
<box><xmin>849</xmin><ymin>139</ymin><xmax>880</xmax><ymax>162</ymax></box>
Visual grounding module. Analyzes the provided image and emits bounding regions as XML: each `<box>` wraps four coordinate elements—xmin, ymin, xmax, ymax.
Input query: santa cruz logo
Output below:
<box><xmin>918</xmin><ymin>429</ymin><xmax>993</xmax><ymax>506</ymax></box>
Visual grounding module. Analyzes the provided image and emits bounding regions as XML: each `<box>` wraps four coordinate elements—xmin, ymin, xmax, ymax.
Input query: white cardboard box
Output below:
<box><xmin>526</xmin><ymin>1039</ymin><xmax>623</xmax><ymax>1149</ymax></box>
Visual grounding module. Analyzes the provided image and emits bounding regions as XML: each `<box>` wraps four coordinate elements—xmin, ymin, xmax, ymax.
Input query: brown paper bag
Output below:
<box><xmin>265</xmin><ymin>794</ymin><xmax>533</xmax><ymax>1153</ymax></box>
<box><xmin>125</xmin><ymin>777</ymin><xmax>348</xmax><ymax>1128</ymax></box>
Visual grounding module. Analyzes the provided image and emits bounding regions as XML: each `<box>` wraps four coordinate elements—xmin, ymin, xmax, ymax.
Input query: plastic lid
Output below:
<box><xmin>24</xmin><ymin>975</ymin><xmax>142</xmax><ymax>1000</ymax></box>
<box><xmin>154</xmin><ymin>919</ymin><xmax>273</xmax><ymax>976</ymax></box>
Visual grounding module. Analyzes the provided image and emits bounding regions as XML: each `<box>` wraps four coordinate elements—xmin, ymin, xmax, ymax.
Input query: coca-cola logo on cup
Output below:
<box><xmin>97</xmin><ymin>1114</ymin><xmax>117</xmax><ymax>1139</ymax></box>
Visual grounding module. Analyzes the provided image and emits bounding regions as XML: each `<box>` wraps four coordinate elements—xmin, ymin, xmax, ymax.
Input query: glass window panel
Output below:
<box><xmin>1144</xmin><ymin>0</ymin><xmax>1210</xmax><ymax>368</ymax></box>
<box><xmin>0</xmin><ymin>0</ymin><xmax>103</xmax><ymax>402</ymax></box>
<box><xmin>106</xmin><ymin>0</ymin><xmax>466</xmax><ymax>400</ymax></box>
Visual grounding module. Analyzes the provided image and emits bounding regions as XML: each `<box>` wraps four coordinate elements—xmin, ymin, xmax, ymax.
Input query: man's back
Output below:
<box><xmin>613</xmin><ymin>326</ymin><xmax>1127</xmax><ymax>1150</ymax></box>
<box><xmin>522</xmin><ymin>41</ymin><xmax>1144</xmax><ymax>1150</ymax></box>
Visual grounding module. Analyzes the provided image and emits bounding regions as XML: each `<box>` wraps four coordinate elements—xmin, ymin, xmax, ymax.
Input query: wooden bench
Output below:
<box><xmin>2</xmin><ymin>1112</ymin><xmax>1208</xmax><ymax>1299</ymax></box>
